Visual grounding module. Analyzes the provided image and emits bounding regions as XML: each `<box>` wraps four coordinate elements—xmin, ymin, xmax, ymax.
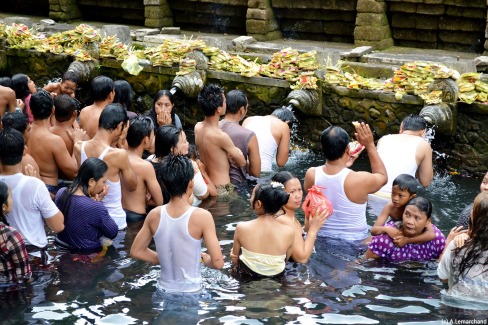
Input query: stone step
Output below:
<box><xmin>340</xmin><ymin>61</ymin><xmax>398</xmax><ymax>79</ymax></box>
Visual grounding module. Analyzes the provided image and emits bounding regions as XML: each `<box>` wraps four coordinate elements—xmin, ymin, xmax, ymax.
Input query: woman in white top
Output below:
<box><xmin>150</xmin><ymin>125</ymin><xmax>217</xmax><ymax>205</ymax></box>
<box><xmin>438</xmin><ymin>191</ymin><xmax>488</xmax><ymax>302</ymax></box>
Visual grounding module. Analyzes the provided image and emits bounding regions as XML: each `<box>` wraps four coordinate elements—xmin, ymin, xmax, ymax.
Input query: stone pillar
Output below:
<box><xmin>246</xmin><ymin>0</ymin><xmax>282</xmax><ymax>41</ymax></box>
<box><xmin>49</xmin><ymin>0</ymin><xmax>82</xmax><ymax>21</ymax></box>
<box><xmin>354</xmin><ymin>0</ymin><xmax>393</xmax><ymax>50</ymax></box>
<box><xmin>144</xmin><ymin>0</ymin><xmax>174</xmax><ymax>28</ymax></box>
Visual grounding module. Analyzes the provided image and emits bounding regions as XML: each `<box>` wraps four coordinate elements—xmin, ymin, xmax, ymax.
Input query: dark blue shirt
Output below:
<box><xmin>55</xmin><ymin>188</ymin><xmax>118</xmax><ymax>254</ymax></box>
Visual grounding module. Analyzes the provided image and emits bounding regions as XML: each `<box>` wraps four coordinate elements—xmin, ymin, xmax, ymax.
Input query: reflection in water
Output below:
<box><xmin>3</xmin><ymin>152</ymin><xmax>485</xmax><ymax>323</ymax></box>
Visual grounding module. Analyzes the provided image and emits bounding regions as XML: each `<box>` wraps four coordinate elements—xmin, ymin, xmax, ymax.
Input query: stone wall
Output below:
<box><xmin>76</xmin><ymin>0</ymin><xmax>145</xmax><ymax>25</ymax></box>
<box><xmin>271</xmin><ymin>0</ymin><xmax>357</xmax><ymax>43</ymax></box>
<box><xmin>2</xmin><ymin>47</ymin><xmax>488</xmax><ymax>176</ymax></box>
<box><xmin>0</xmin><ymin>0</ymin><xmax>50</xmax><ymax>17</ymax></box>
<box><xmin>167</xmin><ymin>0</ymin><xmax>248</xmax><ymax>34</ymax></box>
<box><xmin>386</xmin><ymin>0</ymin><xmax>486</xmax><ymax>52</ymax></box>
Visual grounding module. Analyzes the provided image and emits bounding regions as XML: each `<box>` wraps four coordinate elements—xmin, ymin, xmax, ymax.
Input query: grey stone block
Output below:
<box><xmin>475</xmin><ymin>56</ymin><xmax>488</xmax><ymax>67</ymax></box>
<box><xmin>161</xmin><ymin>27</ymin><xmax>181</xmax><ymax>34</ymax></box>
<box><xmin>131</xmin><ymin>28</ymin><xmax>160</xmax><ymax>41</ymax></box>
<box><xmin>40</xmin><ymin>19</ymin><xmax>56</xmax><ymax>26</ymax></box>
<box><xmin>101</xmin><ymin>25</ymin><xmax>132</xmax><ymax>46</ymax></box>
<box><xmin>232</xmin><ymin>36</ymin><xmax>256</xmax><ymax>51</ymax></box>
<box><xmin>348</xmin><ymin>46</ymin><xmax>373</xmax><ymax>58</ymax></box>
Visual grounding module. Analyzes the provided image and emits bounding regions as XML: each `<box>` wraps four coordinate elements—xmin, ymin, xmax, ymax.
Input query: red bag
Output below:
<box><xmin>303</xmin><ymin>185</ymin><xmax>333</xmax><ymax>219</ymax></box>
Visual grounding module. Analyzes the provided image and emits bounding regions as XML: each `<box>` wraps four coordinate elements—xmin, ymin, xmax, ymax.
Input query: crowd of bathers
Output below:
<box><xmin>0</xmin><ymin>71</ymin><xmax>486</xmax><ymax>303</ymax></box>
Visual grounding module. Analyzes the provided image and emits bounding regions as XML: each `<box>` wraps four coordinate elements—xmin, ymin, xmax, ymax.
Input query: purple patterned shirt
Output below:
<box><xmin>368</xmin><ymin>224</ymin><xmax>446</xmax><ymax>262</ymax></box>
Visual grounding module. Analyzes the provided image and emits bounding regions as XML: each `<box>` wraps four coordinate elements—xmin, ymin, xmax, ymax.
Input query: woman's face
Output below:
<box><xmin>154</xmin><ymin>95</ymin><xmax>173</xmax><ymax>116</ymax></box>
<box><xmin>402</xmin><ymin>204</ymin><xmax>429</xmax><ymax>237</ymax></box>
<box><xmin>480</xmin><ymin>172</ymin><xmax>488</xmax><ymax>192</ymax></box>
<box><xmin>27</xmin><ymin>77</ymin><xmax>36</xmax><ymax>94</ymax></box>
<box><xmin>2</xmin><ymin>189</ymin><xmax>13</xmax><ymax>215</ymax></box>
<box><xmin>90</xmin><ymin>174</ymin><xmax>108</xmax><ymax>197</ymax></box>
<box><xmin>284</xmin><ymin>178</ymin><xmax>302</xmax><ymax>211</ymax></box>
<box><xmin>172</xmin><ymin>131</ymin><xmax>189</xmax><ymax>156</ymax></box>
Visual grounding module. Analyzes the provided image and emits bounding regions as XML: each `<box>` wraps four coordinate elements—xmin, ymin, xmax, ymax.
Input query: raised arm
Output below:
<box><xmin>292</xmin><ymin>207</ymin><xmax>329</xmax><ymax>263</ymax></box>
<box><xmin>353</xmin><ymin>122</ymin><xmax>387</xmax><ymax>195</ymax></box>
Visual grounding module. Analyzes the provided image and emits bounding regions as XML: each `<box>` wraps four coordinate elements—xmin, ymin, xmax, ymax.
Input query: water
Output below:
<box><xmin>3</xmin><ymin>151</ymin><xmax>486</xmax><ymax>324</ymax></box>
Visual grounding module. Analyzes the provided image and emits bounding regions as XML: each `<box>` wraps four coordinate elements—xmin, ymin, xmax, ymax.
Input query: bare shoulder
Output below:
<box><xmin>192</xmin><ymin>207</ymin><xmax>213</xmax><ymax>220</ymax></box>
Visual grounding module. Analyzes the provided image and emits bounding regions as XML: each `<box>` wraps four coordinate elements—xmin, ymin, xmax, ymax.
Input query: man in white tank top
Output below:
<box><xmin>74</xmin><ymin>104</ymin><xmax>138</xmax><ymax>230</ymax></box>
<box><xmin>242</xmin><ymin>107</ymin><xmax>295</xmax><ymax>173</ymax></box>
<box><xmin>368</xmin><ymin>114</ymin><xmax>433</xmax><ymax>216</ymax></box>
<box><xmin>304</xmin><ymin>123</ymin><xmax>387</xmax><ymax>241</ymax></box>
<box><xmin>130</xmin><ymin>155</ymin><xmax>223</xmax><ymax>293</ymax></box>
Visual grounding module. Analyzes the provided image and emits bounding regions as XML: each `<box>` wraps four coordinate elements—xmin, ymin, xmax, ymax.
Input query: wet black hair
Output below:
<box><xmin>0</xmin><ymin>128</ymin><xmax>25</xmax><ymax>166</ymax></box>
<box><xmin>0</xmin><ymin>181</ymin><xmax>9</xmax><ymax>224</ymax></box>
<box><xmin>114</xmin><ymin>80</ymin><xmax>133</xmax><ymax>111</ymax></box>
<box><xmin>392</xmin><ymin>174</ymin><xmax>419</xmax><ymax>195</ymax></box>
<box><xmin>30</xmin><ymin>89</ymin><xmax>54</xmax><ymax>120</ymax></box>
<box><xmin>11</xmin><ymin>74</ymin><xmax>31</xmax><ymax>100</ymax></box>
<box><xmin>405</xmin><ymin>197</ymin><xmax>432</xmax><ymax>219</ymax></box>
<box><xmin>1</xmin><ymin>111</ymin><xmax>28</xmax><ymax>134</ymax></box>
<box><xmin>271</xmin><ymin>171</ymin><xmax>298</xmax><ymax>187</ymax></box>
<box><xmin>91</xmin><ymin>76</ymin><xmax>114</xmax><ymax>102</ymax></box>
<box><xmin>198</xmin><ymin>84</ymin><xmax>224</xmax><ymax>117</ymax></box>
<box><xmin>98</xmin><ymin>103</ymin><xmax>128</xmax><ymax>131</ymax></box>
<box><xmin>187</xmin><ymin>144</ymin><xmax>198</xmax><ymax>161</ymax></box>
<box><xmin>148</xmin><ymin>90</ymin><xmax>177</xmax><ymax>129</ymax></box>
<box><xmin>154</xmin><ymin>124</ymin><xmax>183</xmax><ymax>159</ymax></box>
<box><xmin>272</xmin><ymin>107</ymin><xmax>297</xmax><ymax>129</ymax></box>
<box><xmin>252</xmin><ymin>183</ymin><xmax>290</xmax><ymax>215</ymax></box>
<box><xmin>402</xmin><ymin>114</ymin><xmax>427</xmax><ymax>131</ymax></box>
<box><xmin>159</xmin><ymin>154</ymin><xmax>194</xmax><ymax>197</ymax></box>
<box><xmin>57</xmin><ymin>158</ymin><xmax>108</xmax><ymax>217</ymax></box>
<box><xmin>453</xmin><ymin>191</ymin><xmax>488</xmax><ymax>281</ymax></box>
<box><xmin>0</xmin><ymin>77</ymin><xmax>12</xmax><ymax>88</ymax></box>
<box><xmin>54</xmin><ymin>94</ymin><xmax>76</xmax><ymax>122</ymax></box>
<box><xmin>62</xmin><ymin>70</ymin><xmax>79</xmax><ymax>84</ymax></box>
<box><xmin>225</xmin><ymin>89</ymin><xmax>247</xmax><ymax>115</ymax></box>
<box><xmin>127</xmin><ymin>116</ymin><xmax>154</xmax><ymax>149</ymax></box>
<box><xmin>320</xmin><ymin>126</ymin><xmax>350</xmax><ymax>161</ymax></box>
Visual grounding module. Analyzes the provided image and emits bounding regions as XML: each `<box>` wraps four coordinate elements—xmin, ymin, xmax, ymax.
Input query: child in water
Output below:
<box><xmin>231</xmin><ymin>182</ymin><xmax>294</xmax><ymax>279</ymax></box>
<box><xmin>370</xmin><ymin>174</ymin><xmax>435</xmax><ymax>247</ymax></box>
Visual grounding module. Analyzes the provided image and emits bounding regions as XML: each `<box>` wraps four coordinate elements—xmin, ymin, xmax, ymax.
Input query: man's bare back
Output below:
<box><xmin>123</xmin><ymin>153</ymin><xmax>162</xmax><ymax>214</ymax></box>
<box><xmin>28</xmin><ymin>126</ymin><xmax>78</xmax><ymax>186</ymax></box>
<box><xmin>79</xmin><ymin>104</ymin><xmax>105</xmax><ymax>139</ymax></box>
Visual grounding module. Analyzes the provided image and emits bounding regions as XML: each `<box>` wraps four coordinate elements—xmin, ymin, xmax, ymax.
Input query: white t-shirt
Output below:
<box><xmin>1</xmin><ymin>173</ymin><xmax>60</xmax><ymax>247</ymax></box>
<box><xmin>438</xmin><ymin>240</ymin><xmax>488</xmax><ymax>301</ymax></box>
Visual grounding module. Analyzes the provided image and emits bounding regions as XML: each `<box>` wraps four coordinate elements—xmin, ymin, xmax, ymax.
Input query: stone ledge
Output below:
<box><xmin>207</xmin><ymin>70</ymin><xmax>290</xmax><ymax>88</ymax></box>
<box><xmin>325</xmin><ymin>84</ymin><xmax>424</xmax><ymax>105</ymax></box>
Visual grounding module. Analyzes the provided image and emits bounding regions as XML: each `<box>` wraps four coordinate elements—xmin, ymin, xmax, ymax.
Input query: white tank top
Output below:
<box><xmin>80</xmin><ymin>141</ymin><xmax>126</xmax><ymax>230</ymax></box>
<box><xmin>154</xmin><ymin>205</ymin><xmax>202</xmax><ymax>292</ymax></box>
<box><xmin>245</xmin><ymin>116</ymin><xmax>277</xmax><ymax>172</ymax></box>
<box><xmin>377</xmin><ymin>134</ymin><xmax>424</xmax><ymax>196</ymax></box>
<box><xmin>314</xmin><ymin>167</ymin><xmax>368</xmax><ymax>240</ymax></box>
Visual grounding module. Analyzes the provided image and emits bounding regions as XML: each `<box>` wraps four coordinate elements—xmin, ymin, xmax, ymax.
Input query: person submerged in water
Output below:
<box><xmin>366</xmin><ymin>197</ymin><xmax>446</xmax><ymax>262</ymax></box>
<box><xmin>231</xmin><ymin>182</ymin><xmax>295</xmax><ymax>279</ymax></box>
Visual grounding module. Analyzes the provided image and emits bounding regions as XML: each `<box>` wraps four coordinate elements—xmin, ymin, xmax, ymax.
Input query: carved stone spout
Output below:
<box><xmin>419</xmin><ymin>102</ymin><xmax>456</xmax><ymax>135</ymax></box>
<box><xmin>171</xmin><ymin>71</ymin><xmax>206</xmax><ymax>98</ymax></box>
<box><xmin>285</xmin><ymin>89</ymin><xmax>321</xmax><ymax>116</ymax></box>
<box><xmin>67</xmin><ymin>60</ymin><xmax>100</xmax><ymax>83</ymax></box>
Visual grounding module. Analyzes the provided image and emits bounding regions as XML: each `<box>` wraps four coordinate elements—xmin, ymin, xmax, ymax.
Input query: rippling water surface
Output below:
<box><xmin>3</xmin><ymin>149</ymin><xmax>487</xmax><ymax>324</ymax></box>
